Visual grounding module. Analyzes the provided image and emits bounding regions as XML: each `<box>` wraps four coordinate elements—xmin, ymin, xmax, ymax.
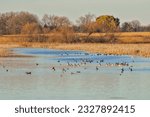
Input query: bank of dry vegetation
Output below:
<box><xmin>0</xmin><ymin>32</ymin><xmax>150</xmax><ymax>57</ymax></box>
<box><xmin>0</xmin><ymin>32</ymin><xmax>150</xmax><ymax>44</ymax></box>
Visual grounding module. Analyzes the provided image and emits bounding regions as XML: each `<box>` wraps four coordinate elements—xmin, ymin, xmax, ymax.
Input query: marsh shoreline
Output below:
<box><xmin>0</xmin><ymin>43</ymin><xmax>150</xmax><ymax>58</ymax></box>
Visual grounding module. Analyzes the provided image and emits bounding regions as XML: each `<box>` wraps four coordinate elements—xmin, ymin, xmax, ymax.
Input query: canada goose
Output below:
<box><xmin>76</xmin><ymin>71</ymin><xmax>81</xmax><ymax>73</ymax></box>
<box><xmin>36</xmin><ymin>63</ymin><xmax>39</xmax><ymax>66</ymax></box>
<box><xmin>121</xmin><ymin>68</ymin><xmax>124</xmax><ymax>73</ymax></box>
<box><xmin>26</xmin><ymin>72</ymin><xmax>31</xmax><ymax>75</ymax></box>
<box><xmin>52</xmin><ymin>67</ymin><xmax>55</xmax><ymax>71</ymax></box>
<box><xmin>71</xmin><ymin>72</ymin><xmax>75</xmax><ymax>75</ymax></box>
<box><xmin>62</xmin><ymin>68</ymin><xmax>66</xmax><ymax>72</ymax></box>
<box><xmin>129</xmin><ymin>67</ymin><xmax>133</xmax><ymax>71</ymax></box>
<box><xmin>84</xmin><ymin>67</ymin><xmax>87</xmax><ymax>70</ymax></box>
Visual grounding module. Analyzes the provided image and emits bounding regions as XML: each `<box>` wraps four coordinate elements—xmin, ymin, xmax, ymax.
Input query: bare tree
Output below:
<box><xmin>130</xmin><ymin>20</ymin><xmax>141</xmax><ymax>32</ymax></box>
<box><xmin>0</xmin><ymin>12</ymin><xmax>16</xmax><ymax>34</ymax></box>
<box><xmin>10</xmin><ymin>12</ymin><xmax>38</xmax><ymax>34</ymax></box>
<box><xmin>121</xmin><ymin>20</ymin><xmax>141</xmax><ymax>32</ymax></box>
<box><xmin>140</xmin><ymin>25</ymin><xmax>150</xmax><ymax>32</ymax></box>
<box><xmin>42</xmin><ymin>14</ymin><xmax>71</xmax><ymax>32</ymax></box>
<box><xmin>121</xmin><ymin>22</ymin><xmax>134</xmax><ymax>32</ymax></box>
<box><xmin>0</xmin><ymin>13</ymin><xmax>6</xmax><ymax>34</ymax></box>
<box><xmin>0</xmin><ymin>12</ymin><xmax>39</xmax><ymax>34</ymax></box>
<box><xmin>76</xmin><ymin>13</ymin><xmax>96</xmax><ymax>33</ymax></box>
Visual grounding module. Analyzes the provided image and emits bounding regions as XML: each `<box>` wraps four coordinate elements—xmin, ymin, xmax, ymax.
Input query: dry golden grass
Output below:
<box><xmin>0</xmin><ymin>48</ymin><xmax>10</xmax><ymax>57</ymax></box>
<box><xmin>87</xmin><ymin>32</ymin><xmax>150</xmax><ymax>37</ymax></box>
<box><xmin>0</xmin><ymin>32</ymin><xmax>150</xmax><ymax>43</ymax></box>
<box><xmin>0</xmin><ymin>32</ymin><xmax>150</xmax><ymax>57</ymax></box>
<box><xmin>79</xmin><ymin>32</ymin><xmax>150</xmax><ymax>43</ymax></box>
<box><xmin>0</xmin><ymin>44</ymin><xmax>21</xmax><ymax>57</ymax></box>
<box><xmin>48</xmin><ymin>43</ymin><xmax>150</xmax><ymax>57</ymax></box>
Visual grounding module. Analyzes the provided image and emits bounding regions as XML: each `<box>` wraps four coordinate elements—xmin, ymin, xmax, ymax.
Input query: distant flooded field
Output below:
<box><xmin>0</xmin><ymin>48</ymin><xmax>150</xmax><ymax>99</ymax></box>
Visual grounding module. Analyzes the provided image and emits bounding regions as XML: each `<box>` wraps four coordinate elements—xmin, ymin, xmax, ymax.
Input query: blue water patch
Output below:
<box><xmin>13</xmin><ymin>48</ymin><xmax>85</xmax><ymax>56</ymax></box>
<box><xmin>13</xmin><ymin>48</ymin><xmax>141</xmax><ymax>64</ymax></box>
<box><xmin>0</xmin><ymin>47</ymin><xmax>149</xmax><ymax>100</ymax></box>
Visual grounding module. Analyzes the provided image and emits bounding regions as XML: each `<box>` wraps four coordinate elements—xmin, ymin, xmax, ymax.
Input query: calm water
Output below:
<box><xmin>0</xmin><ymin>48</ymin><xmax>150</xmax><ymax>100</ymax></box>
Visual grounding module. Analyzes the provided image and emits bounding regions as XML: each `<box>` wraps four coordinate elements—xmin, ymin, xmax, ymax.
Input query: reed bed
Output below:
<box><xmin>0</xmin><ymin>32</ymin><xmax>150</xmax><ymax>44</ymax></box>
<box><xmin>46</xmin><ymin>43</ymin><xmax>150</xmax><ymax>57</ymax></box>
<box><xmin>0</xmin><ymin>44</ymin><xmax>21</xmax><ymax>57</ymax></box>
<box><xmin>0</xmin><ymin>32</ymin><xmax>150</xmax><ymax>57</ymax></box>
<box><xmin>0</xmin><ymin>48</ymin><xmax>10</xmax><ymax>57</ymax></box>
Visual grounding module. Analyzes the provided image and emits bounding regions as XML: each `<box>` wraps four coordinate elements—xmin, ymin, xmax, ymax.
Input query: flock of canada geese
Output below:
<box><xmin>0</xmin><ymin>52</ymin><xmax>134</xmax><ymax>78</ymax></box>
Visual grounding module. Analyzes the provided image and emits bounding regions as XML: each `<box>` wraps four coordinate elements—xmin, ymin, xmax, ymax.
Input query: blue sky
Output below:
<box><xmin>0</xmin><ymin>0</ymin><xmax>149</xmax><ymax>25</ymax></box>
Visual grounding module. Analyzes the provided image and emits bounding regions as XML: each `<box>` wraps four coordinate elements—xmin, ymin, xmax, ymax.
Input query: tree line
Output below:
<box><xmin>0</xmin><ymin>11</ymin><xmax>150</xmax><ymax>35</ymax></box>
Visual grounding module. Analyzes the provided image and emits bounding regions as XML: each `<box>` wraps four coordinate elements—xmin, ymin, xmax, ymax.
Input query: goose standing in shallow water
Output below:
<box><xmin>26</xmin><ymin>72</ymin><xmax>31</xmax><ymax>75</ymax></box>
<box><xmin>121</xmin><ymin>68</ymin><xmax>124</xmax><ymax>73</ymax></box>
<box><xmin>96</xmin><ymin>66</ymin><xmax>99</xmax><ymax>71</ymax></box>
<box><xmin>36</xmin><ymin>63</ymin><xmax>39</xmax><ymax>66</ymax></box>
<box><xmin>52</xmin><ymin>67</ymin><xmax>55</xmax><ymax>71</ymax></box>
